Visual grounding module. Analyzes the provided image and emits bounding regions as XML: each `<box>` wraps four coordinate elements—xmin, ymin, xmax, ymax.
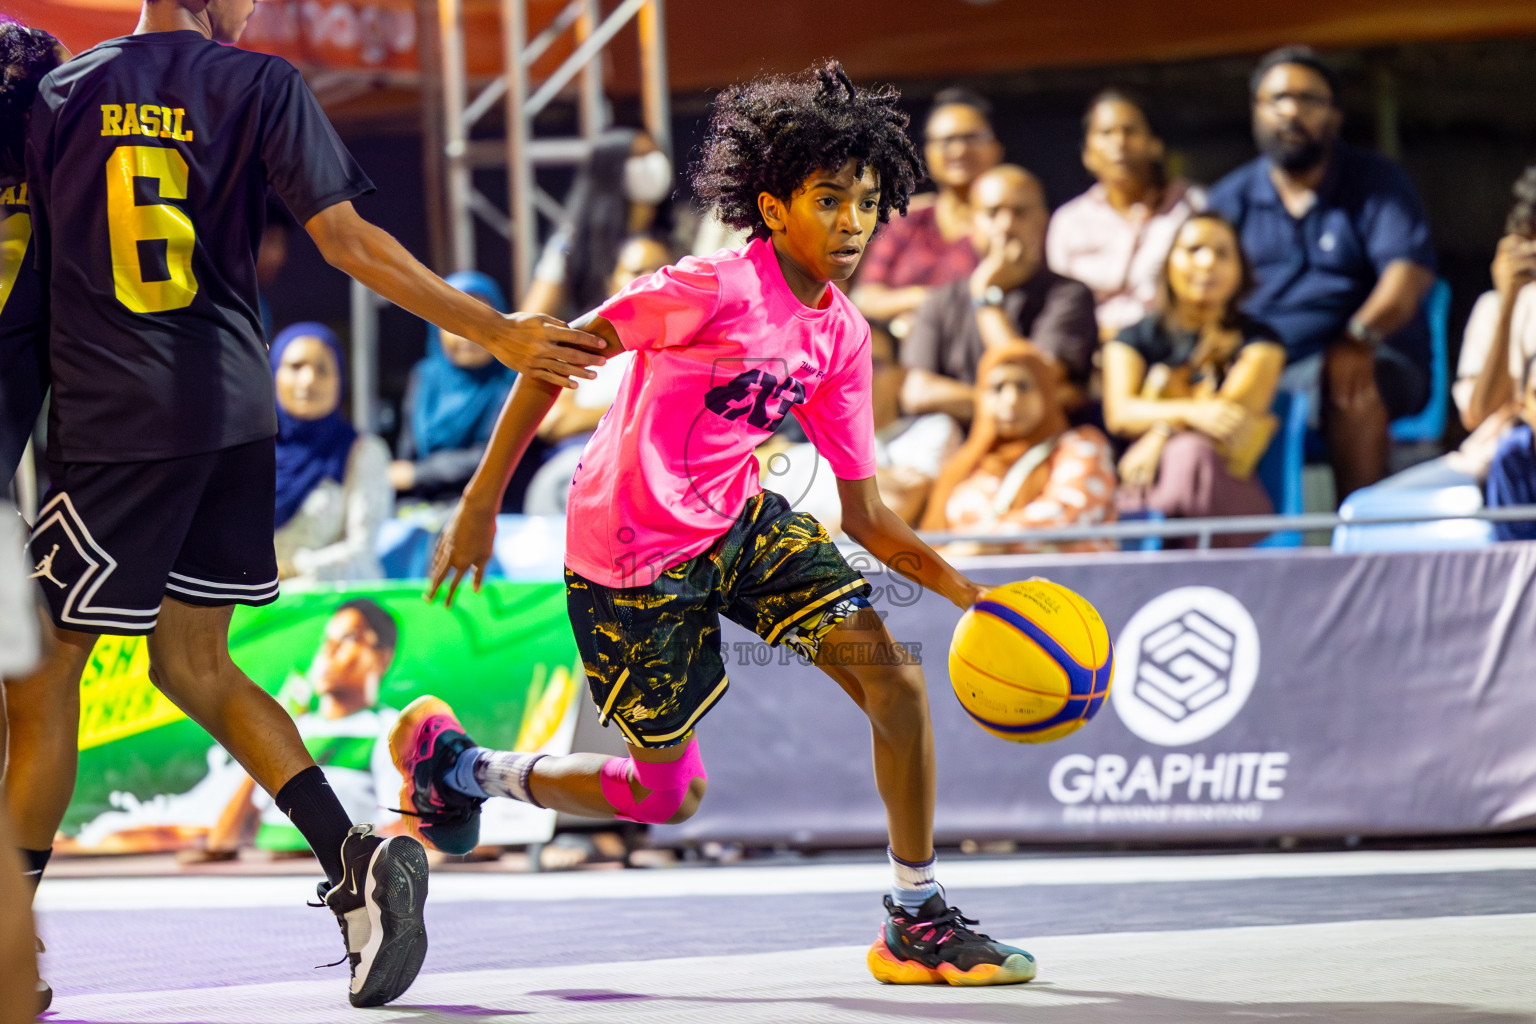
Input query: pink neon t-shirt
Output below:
<box><xmin>565</xmin><ymin>237</ymin><xmax>877</xmax><ymax>589</ymax></box>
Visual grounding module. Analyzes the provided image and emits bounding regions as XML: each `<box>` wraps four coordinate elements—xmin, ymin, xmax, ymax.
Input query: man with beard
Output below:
<box><xmin>1209</xmin><ymin>46</ymin><xmax>1435</xmax><ymax>501</ymax></box>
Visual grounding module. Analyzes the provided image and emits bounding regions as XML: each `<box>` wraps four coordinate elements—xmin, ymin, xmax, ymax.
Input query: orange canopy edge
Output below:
<box><xmin>8</xmin><ymin>0</ymin><xmax>1536</xmax><ymax>92</ymax></box>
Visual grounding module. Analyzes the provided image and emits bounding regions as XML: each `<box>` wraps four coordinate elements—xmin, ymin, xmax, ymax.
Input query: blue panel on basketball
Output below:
<box><xmin>948</xmin><ymin>579</ymin><xmax>1114</xmax><ymax>744</ymax></box>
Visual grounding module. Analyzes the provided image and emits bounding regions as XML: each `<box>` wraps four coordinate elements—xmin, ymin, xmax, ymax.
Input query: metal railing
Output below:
<box><xmin>913</xmin><ymin>504</ymin><xmax>1536</xmax><ymax>551</ymax></box>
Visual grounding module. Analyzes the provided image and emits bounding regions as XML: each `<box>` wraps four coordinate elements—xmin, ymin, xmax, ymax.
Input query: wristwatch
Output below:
<box><xmin>971</xmin><ymin>285</ymin><xmax>1005</xmax><ymax>310</ymax></box>
<box><xmin>1345</xmin><ymin>317</ymin><xmax>1384</xmax><ymax>347</ymax></box>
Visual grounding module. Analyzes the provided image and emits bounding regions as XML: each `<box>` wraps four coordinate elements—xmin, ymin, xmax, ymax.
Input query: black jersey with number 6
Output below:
<box><xmin>0</xmin><ymin>178</ymin><xmax>47</xmax><ymax>479</ymax></box>
<box><xmin>26</xmin><ymin>30</ymin><xmax>374</xmax><ymax>462</ymax></box>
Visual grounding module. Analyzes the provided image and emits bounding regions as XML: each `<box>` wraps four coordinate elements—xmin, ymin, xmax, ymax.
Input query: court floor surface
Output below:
<box><xmin>34</xmin><ymin>845</ymin><xmax>1536</xmax><ymax>1023</ymax></box>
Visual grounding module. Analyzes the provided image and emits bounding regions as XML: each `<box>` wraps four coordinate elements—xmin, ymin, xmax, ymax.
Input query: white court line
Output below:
<box><xmin>46</xmin><ymin>914</ymin><xmax>1536</xmax><ymax>1023</ymax></box>
<box><xmin>34</xmin><ymin>846</ymin><xmax>1536</xmax><ymax>912</ymax></box>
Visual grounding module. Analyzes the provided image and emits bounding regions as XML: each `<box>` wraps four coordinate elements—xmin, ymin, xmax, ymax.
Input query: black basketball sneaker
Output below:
<box><xmin>318</xmin><ymin>824</ymin><xmax>429</xmax><ymax>1006</ymax></box>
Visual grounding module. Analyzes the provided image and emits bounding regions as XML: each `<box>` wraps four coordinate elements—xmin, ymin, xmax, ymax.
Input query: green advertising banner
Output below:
<box><xmin>63</xmin><ymin>580</ymin><xmax>582</xmax><ymax>854</ymax></box>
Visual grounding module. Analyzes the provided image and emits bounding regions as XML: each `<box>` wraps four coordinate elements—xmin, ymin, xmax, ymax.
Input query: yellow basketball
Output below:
<box><xmin>948</xmin><ymin>579</ymin><xmax>1114</xmax><ymax>743</ymax></box>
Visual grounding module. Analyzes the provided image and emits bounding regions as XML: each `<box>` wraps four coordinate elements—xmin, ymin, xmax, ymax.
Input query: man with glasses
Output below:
<box><xmin>1209</xmin><ymin>46</ymin><xmax>1436</xmax><ymax>501</ymax></box>
<box><xmin>851</xmin><ymin>88</ymin><xmax>1003</xmax><ymax>335</ymax></box>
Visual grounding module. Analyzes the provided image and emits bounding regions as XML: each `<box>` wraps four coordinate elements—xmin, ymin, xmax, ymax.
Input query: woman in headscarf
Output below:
<box><xmin>521</xmin><ymin>128</ymin><xmax>676</xmax><ymax>320</ymax></box>
<box><xmin>922</xmin><ymin>342</ymin><xmax>1117</xmax><ymax>552</ymax></box>
<box><xmin>391</xmin><ymin>271</ymin><xmax>519</xmax><ymax>504</ymax></box>
<box><xmin>272</xmin><ymin>323</ymin><xmax>391</xmax><ymax>580</ymax></box>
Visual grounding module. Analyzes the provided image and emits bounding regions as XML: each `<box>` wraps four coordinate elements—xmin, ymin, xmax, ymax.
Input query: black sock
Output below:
<box><xmin>273</xmin><ymin>766</ymin><xmax>352</xmax><ymax>887</ymax></box>
<box><xmin>21</xmin><ymin>847</ymin><xmax>51</xmax><ymax>894</ymax></box>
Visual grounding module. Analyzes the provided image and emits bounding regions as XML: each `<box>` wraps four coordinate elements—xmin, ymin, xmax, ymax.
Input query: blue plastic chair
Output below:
<box><xmin>1116</xmin><ymin>509</ymin><xmax>1165</xmax><ymax>552</ymax></box>
<box><xmin>1253</xmin><ymin>389</ymin><xmax>1309</xmax><ymax>547</ymax></box>
<box><xmin>1389</xmin><ymin>278</ymin><xmax>1452</xmax><ymax>443</ymax></box>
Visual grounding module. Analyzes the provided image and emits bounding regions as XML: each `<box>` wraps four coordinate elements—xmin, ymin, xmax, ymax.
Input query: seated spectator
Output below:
<box><xmin>749</xmin><ymin>330</ymin><xmax>962</xmax><ymax>533</ymax></box>
<box><xmin>1447</xmin><ymin>166</ymin><xmax>1536</xmax><ymax>480</ymax></box>
<box><xmin>1486</xmin><ymin>352</ymin><xmax>1536</xmax><ymax>542</ymax></box>
<box><xmin>271</xmin><ymin>324</ymin><xmax>392</xmax><ymax>581</ymax></box>
<box><xmin>522</xmin><ymin>127</ymin><xmax>675</xmax><ymax>320</ymax></box>
<box><xmin>391</xmin><ymin>271</ymin><xmax>517</xmax><ymax>504</ymax></box>
<box><xmin>523</xmin><ymin>236</ymin><xmax>670</xmax><ymax>514</ymax></box>
<box><xmin>921</xmin><ymin>343</ymin><xmax>1116</xmax><ymax>552</ymax></box>
<box><xmin>1047</xmin><ymin>88</ymin><xmax>1206</xmax><ymax>338</ymax></box>
<box><xmin>901</xmin><ymin>164</ymin><xmax>1098</xmax><ymax>422</ymax></box>
<box><xmin>1103</xmin><ymin>214</ymin><xmax>1286</xmax><ymax>545</ymax></box>
<box><xmin>1208</xmin><ymin>46</ymin><xmax>1436</xmax><ymax>503</ymax></box>
<box><xmin>850</xmin><ymin>88</ymin><xmax>1002</xmax><ymax>333</ymax></box>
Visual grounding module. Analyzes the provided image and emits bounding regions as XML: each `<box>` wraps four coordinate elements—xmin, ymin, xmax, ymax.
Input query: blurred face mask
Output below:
<box><xmin>624</xmin><ymin>151</ymin><xmax>673</xmax><ymax>206</ymax></box>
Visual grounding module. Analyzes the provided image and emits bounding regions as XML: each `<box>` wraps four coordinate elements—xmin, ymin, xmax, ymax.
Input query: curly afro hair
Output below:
<box><xmin>692</xmin><ymin>61</ymin><xmax>923</xmax><ymax>241</ymax></box>
<box><xmin>0</xmin><ymin>20</ymin><xmax>62</xmax><ymax>181</ymax></box>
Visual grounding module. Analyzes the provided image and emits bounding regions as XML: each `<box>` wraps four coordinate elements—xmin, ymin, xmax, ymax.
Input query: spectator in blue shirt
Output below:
<box><xmin>1485</xmin><ymin>351</ymin><xmax>1536</xmax><ymax>542</ymax></box>
<box><xmin>1208</xmin><ymin>46</ymin><xmax>1436</xmax><ymax>502</ymax></box>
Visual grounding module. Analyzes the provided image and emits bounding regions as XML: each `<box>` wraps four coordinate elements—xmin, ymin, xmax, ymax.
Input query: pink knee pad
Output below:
<box><xmin>599</xmin><ymin>737</ymin><xmax>707</xmax><ymax>824</ymax></box>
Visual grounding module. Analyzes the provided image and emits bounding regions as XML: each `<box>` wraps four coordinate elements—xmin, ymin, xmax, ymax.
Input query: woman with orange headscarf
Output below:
<box><xmin>922</xmin><ymin>343</ymin><xmax>1117</xmax><ymax>552</ymax></box>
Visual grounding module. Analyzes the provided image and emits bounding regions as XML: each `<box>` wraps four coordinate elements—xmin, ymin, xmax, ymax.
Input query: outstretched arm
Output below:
<box><xmin>305</xmin><ymin>202</ymin><xmax>606</xmax><ymax>387</ymax></box>
<box><xmin>837</xmin><ymin>475</ymin><xmax>989</xmax><ymax>611</ymax></box>
<box><xmin>428</xmin><ymin>316</ymin><xmax>624</xmax><ymax>604</ymax></box>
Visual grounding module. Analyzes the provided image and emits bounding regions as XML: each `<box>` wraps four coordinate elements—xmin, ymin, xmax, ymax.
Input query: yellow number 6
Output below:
<box><xmin>106</xmin><ymin>146</ymin><xmax>198</xmax><ymax>313</ymax></box>
<box><xmin>0</xmin><ymin>210</ymin><xmax>32</xmax><ymax>319</ymax></box>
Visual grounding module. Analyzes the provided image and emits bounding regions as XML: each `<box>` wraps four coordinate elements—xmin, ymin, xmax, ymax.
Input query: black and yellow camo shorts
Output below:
<box><xmin>565</xmin><ymin>491</ymin><xmax>871</xmax><ymax>748</ymax></box>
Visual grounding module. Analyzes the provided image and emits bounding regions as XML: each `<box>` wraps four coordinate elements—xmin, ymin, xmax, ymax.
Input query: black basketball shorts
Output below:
<box><xmin>566</xmin><ymin>490</ymin><xmax>872</xmax><ymax>749</ymax></box>
<box><xmin>26</xmin><ymin>438</ymin><xmax>279</xmax><ymax>635</ymax></box>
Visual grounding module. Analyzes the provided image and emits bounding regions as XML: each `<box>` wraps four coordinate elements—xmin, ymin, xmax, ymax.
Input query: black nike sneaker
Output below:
<box><xmin>320</xmin><ymin>824</ymin><xmax>429</xmax><ymax>1006</ymax></box>
<box><xmin>867</xmin><ymin>893</ymin><xmax>1037</xmax><ymax>985</ymax></box>
<box><xmin>388</xmin><ymin>696</ymin><xmax>485</xmax><ymax>855</ymax></box>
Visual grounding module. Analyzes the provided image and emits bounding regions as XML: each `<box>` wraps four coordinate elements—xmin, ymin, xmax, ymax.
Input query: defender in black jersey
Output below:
<box><xmin>5</xmin><ymin>0</ymin><xmax>602</xmax><ymax>1009</ymax></box>
<box><xmin>0</xmin><ymin>22</ymin><xmax>66</xmax><ymax>1019</ymax></box>
<box><xmin>0</xmin><ymin>23</ymin><xmax>59</xmax><ymax>484</ymax></box>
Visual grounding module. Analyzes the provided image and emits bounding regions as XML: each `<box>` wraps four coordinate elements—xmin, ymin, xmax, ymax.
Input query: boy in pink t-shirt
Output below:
<box><xmin>393</xmin><ymin>63</ymin><xmax>1037</xmax><ymax>986</ymax></box>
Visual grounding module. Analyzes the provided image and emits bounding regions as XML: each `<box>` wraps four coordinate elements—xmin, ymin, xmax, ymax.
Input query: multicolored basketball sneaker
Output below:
<box><xmin>388</xmin><ymin>695</ymin><xmax>485</xmax><ymax>856</ymax></box>
<box><xmin>867</xmin><ymin>893</ymin><xmax>1037</xmax><ymax>986</ymax></box>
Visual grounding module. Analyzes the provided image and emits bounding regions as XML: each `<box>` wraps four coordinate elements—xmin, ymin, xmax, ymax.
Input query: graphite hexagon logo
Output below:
<box><xmin>1111</xmin><ymin>586</ymin><xmax>1259</xmax><ymax>746</ymax></box>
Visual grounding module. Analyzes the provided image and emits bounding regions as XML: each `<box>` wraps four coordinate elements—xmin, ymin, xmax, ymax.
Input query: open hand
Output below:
<box><xmin>426</xmin><ymin>498</ymin><xmax>499</xmax><ymax>608</ymax></box>
<box><xmin>478</xmin><ymin>312</ymin><xmax>608</xmax><ymax>388</ymax></box>
<box><xmin>949</xmin><ymin>577</ymin><xmax>994</xmax><ymax>609</ymax></box>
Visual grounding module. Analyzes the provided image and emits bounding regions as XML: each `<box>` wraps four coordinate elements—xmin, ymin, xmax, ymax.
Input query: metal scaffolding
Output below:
<box><xmin>436</xmin><ymin>0</ymin><xmax>671</xmax><ymax>294</ymax></box>
<box><xmin>346</xmin><ymin>0</ymin><xmax>669</xmax><ymax>433</ymax></box>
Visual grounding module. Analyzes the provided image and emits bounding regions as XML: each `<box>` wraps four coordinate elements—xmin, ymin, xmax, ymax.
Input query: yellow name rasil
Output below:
<box><xmin>100</xmin><ymin>103</ymin><xmax>194</xmax><ymax>142</ymax></box>
<box><xmin>0</xmin><ymin>183</ymin><xmax>27</xmax><ymax>206</ymax></box>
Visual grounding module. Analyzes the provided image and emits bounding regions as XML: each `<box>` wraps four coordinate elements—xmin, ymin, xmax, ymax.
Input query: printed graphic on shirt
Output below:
<box><xmin>702</xmin><ymin>359</ymin><xmax>807</xmax><ymax>432</ymax></box>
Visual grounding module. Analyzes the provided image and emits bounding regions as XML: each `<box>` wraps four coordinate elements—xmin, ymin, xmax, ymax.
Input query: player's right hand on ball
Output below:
<box><xmin>481</xmin><ymin>312</ymin><xmax>607</xmax><ymax>389</ymax></box>
<box><xmin>427</xmin><ymin>499</ymin><xmax>498</xmax><ymax>608</ymax></box>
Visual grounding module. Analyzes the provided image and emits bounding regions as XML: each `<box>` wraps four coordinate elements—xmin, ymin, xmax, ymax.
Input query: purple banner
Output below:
<box><xmin>654</xmin><ymin>543</ymin><xmax>1536</xmax><ymax>845</ymax></box>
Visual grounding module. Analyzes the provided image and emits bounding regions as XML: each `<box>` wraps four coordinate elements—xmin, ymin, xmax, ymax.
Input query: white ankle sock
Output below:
<box><xmin>889</xmin><ymin>846</ymin><xmax>939</xmax><ymax>913</ymax></box>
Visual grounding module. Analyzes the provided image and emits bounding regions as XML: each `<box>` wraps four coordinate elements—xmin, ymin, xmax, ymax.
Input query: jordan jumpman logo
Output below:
<box><xmin>29</xmin><ymin>544</ymin><xmax>65</xmax><ymax>589</ymax></box>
